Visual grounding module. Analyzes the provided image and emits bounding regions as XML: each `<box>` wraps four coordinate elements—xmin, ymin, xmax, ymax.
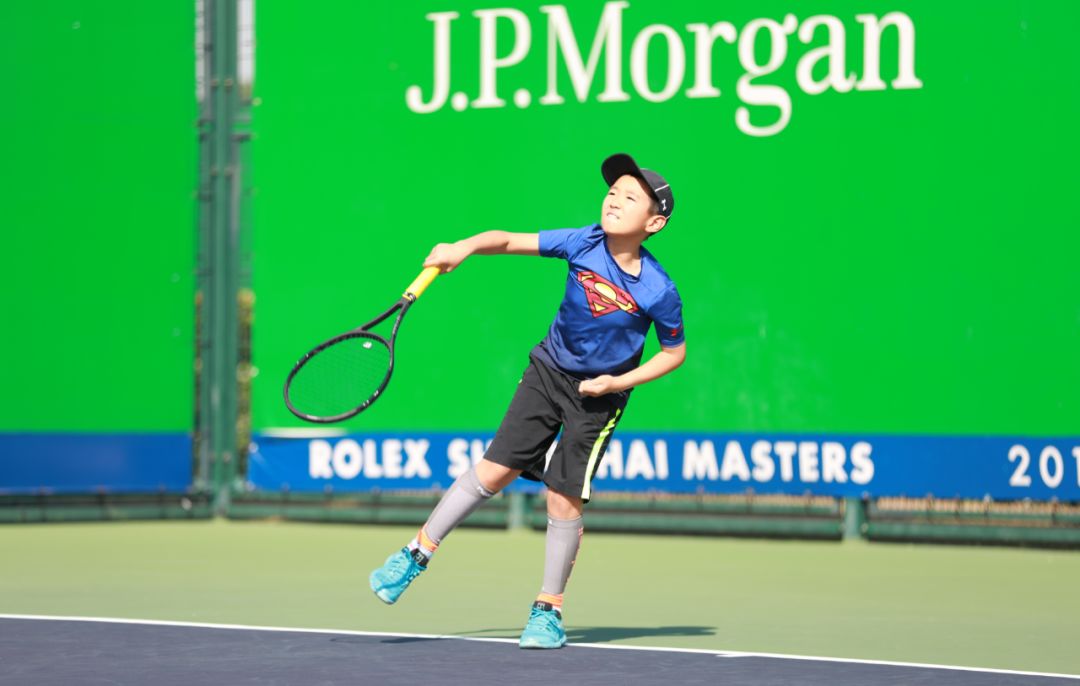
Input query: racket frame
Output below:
<box><xmin>283</xmin><ymin>272</ymin><xmax>433</xmax><ymax>423</ymax></box>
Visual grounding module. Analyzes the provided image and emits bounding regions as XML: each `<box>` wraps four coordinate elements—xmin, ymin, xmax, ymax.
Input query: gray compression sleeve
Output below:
<box><xmin>541</xmin><ymin>516</ymin><xmax>583</xmax><ymax>597</ymax></box>
<box><xmin>423</xmin><ymin>467</ymin><xmax>494</xmax><ymax>544</ymax></box>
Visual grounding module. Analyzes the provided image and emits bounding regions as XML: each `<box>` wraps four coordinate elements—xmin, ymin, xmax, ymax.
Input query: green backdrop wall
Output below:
<box><xmin>251</xmin><ymin>1</ymin><xmax>1079</xmax><ymax>436</ymax></box>
<box><xmin>1</xmin><ymin>1</ymin><xmax>1074</xmax><ymax>499</ymax></box>
<box><xmin>1</xmin><ymin>2</ymin><xmax>196</xmax><ymax>431</ymax></box>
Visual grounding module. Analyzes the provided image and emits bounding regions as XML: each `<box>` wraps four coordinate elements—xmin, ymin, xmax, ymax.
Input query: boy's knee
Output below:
<box><xmin>545</xmin><ymin>488</ymin><xmax>584</xmax><ymax>520</ymax></box>
<box><xmin>475</xmin><ymin>459</ymin><xmax>520</xmax><ymax>493</ymax></box>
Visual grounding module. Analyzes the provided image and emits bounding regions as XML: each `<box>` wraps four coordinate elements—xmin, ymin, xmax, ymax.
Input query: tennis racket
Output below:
<box><xmin>284</xmin><ymin>266</ymin><xmax>440</xmax><ymax>423</ymax></box>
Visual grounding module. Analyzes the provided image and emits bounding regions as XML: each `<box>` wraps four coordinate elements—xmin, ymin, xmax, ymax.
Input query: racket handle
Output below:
<box><xmin>404</xmin><ymin>266</ymin><xmax>440</xmax><ymax>301</ymax></box>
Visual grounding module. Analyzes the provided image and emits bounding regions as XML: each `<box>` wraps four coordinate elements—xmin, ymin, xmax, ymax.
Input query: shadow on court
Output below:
<box><xmin>451</xmin><ymin>625</ymin><xmax>716</xmax><ymax>643</ymax></box>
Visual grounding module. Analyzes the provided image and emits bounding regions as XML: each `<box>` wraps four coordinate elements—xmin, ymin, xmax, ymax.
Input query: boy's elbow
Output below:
<box><xmin>665</xmin><ymin>343</ymin><xmax>686</xmax><ymax>368</ymax></box>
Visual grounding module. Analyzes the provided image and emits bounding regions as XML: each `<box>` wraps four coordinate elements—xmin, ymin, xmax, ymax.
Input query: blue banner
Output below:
<box><xmin>0</xmin><ymin>433</ymin><xmax>193</xmax><ymax>495</ymax></box>
<box><xmin>248</xmin><ymin>431</ymin><xmax>1080</xmax><ymax>500</ymax></box>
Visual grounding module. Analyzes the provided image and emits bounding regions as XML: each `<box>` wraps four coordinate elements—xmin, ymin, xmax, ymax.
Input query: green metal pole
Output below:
<box><xmin>843</xmin><ymin>496</ymin><xmax>867</xmax><ymax>541</ymax></box>
<box><xmin>507</xmin><ymin>492</ymin><xmax>529</xmax><ymax>530</ymax></box>
<box><xmin>197</xmin><ymin>0</ymin><xmax>248</xmax><ymax>515</ymax></box>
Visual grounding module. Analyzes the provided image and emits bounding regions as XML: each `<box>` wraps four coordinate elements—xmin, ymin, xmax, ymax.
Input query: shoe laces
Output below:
<box><xmin>528</xmin><ymin>605</ymin><xmax>562</xmax><ymax>632</ymax></box>
<box><xmin>388</xmin><ymin>550</ymin><xmax>423</xmax><ymax>583</ymax></box>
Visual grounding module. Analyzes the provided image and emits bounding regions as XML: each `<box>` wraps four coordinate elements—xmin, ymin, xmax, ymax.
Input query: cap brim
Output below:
<box><xmin>601</xmin><ymin>153</ymin><xmax>647</xmax><ymax>189</ymax></box>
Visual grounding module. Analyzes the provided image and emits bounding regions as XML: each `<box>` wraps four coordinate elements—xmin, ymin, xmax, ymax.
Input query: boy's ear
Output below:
<box><xmin>645</xmin><ymin>214</ymin><xmax>668</xmax><ymax>235</ymax></box>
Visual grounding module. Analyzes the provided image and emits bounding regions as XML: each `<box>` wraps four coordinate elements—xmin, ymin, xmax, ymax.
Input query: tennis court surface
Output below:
<box><xmin>3</xmin><ymin>616</ymin><xmax>1077</xmax><ymax>686</ymax></box>
<box><xmin>3</xmin><ymin>521</ymin><xmax>1078</xmax><ymax>682</ymax></box>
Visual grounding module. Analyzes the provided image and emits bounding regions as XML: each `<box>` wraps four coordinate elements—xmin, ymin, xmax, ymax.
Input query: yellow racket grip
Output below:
<box><xmin>404</xmin><ymin>266</ymin><xmax>441</xmax><ymax>301</ymax></box>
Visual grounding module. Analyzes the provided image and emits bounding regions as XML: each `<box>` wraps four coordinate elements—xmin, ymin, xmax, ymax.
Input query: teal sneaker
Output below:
<box><xmin>518</xmin><ymin>601</ymin><xmax>566</xmax><ymax>649</ymax></box>
<box><xmin>369</xmin><ymin>547</ymin><xmax>427</xmax><ymax>605</ymax></box>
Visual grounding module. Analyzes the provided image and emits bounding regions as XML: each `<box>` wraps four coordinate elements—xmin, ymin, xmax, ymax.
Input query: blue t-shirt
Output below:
<box><xmin>533</xmin><ymin>224</ymin><xmax>685</xmax><ymax>378</ymax></box>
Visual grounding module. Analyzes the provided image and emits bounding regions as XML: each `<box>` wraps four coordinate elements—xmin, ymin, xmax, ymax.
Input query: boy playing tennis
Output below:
<box><xmin>369</xmin><ymin>153</ymin><xmax>686</xmax><ymax>649</ymax></box>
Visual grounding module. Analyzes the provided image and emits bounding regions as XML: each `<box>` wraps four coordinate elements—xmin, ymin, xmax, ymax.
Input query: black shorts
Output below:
<box><xmin>484</xmin><ymin>354</ymin><xmax>628</xmax><ymax>502</ymax></box>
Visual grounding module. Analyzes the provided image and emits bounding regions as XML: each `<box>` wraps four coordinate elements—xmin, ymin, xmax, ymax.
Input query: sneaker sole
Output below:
<box><xmin>369</xmin><ymin>572</ymin><xmax>398</xmax><ymax>605</ymax></box>
<box><xmin>519</xmin><ymin>637</ymin><xmax>566</xmax><ymax>649</ymax></box>
<box><xmin>373</xmin><ymin>588</ymin><xmax>397</xmax><ymax>605</ymax></box>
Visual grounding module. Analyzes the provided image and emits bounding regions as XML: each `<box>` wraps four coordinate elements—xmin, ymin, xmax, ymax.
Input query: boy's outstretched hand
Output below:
<box><xmin>424</xmin><ymin>242</ymin><xmax>471</xmax><ymax>273</ymax></box>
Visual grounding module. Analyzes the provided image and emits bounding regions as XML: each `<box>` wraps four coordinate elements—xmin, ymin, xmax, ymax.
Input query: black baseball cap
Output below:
<box><xmin>601</xmin><ymin>153</ymin><xmax>674</xmax><ymax>218</ymax></box>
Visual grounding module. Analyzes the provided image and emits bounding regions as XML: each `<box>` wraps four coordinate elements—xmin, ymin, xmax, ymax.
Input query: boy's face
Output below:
<box><xmin>600</xmin><ymin>174</ymin><xmax>667</xmax><ymax>238</ymax></box>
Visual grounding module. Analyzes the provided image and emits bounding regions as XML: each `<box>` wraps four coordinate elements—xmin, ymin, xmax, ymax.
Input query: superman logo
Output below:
<box><xmin>576</xmin><ymin>271</ymin><xmax>639</xmax><ymax>317</ymax></box>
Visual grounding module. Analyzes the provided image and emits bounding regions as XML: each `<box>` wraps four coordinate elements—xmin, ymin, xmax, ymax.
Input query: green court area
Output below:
<box><xmin>1</xmin><ymin>520</ymin><xmax>1077</xmax><ymax>675</ymax></box>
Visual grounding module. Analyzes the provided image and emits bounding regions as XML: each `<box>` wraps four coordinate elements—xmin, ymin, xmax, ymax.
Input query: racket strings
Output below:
<box><xmin>287</xmin><ymin>335</ymin><xmax>391</xmax><ymax>419</ymax></box>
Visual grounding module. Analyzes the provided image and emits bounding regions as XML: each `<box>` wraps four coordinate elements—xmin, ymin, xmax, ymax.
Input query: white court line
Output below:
<box><xmin>1</xmin><ymin>614</ymin><xmax>1077</xmax><ymax>681</ymax></box>
<box><xmin>257</xmin><ymin>427</ymin><xmax>348</xmax><ymax>438</ymax></box>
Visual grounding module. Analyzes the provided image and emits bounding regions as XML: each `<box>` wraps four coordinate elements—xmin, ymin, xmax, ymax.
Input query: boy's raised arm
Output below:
<box><xmin>423</xmin><ymin>231</ymin><xmax>540</xmax><ymax>273</ymax></box>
